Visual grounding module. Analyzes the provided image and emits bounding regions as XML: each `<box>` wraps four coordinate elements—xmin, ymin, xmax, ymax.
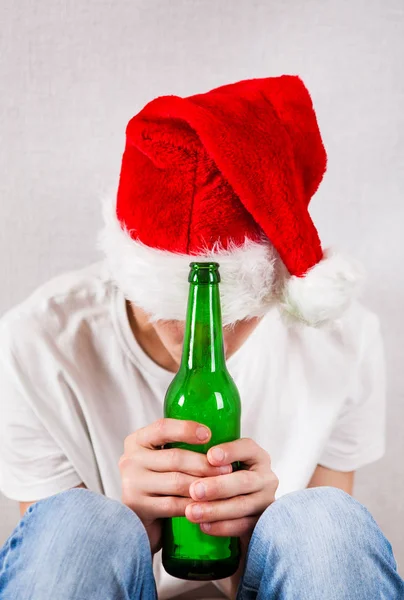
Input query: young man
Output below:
<box><xmin>0</xmin><ymin>75</ymin><xmax>402</xmax><ymax>599</ymax></box>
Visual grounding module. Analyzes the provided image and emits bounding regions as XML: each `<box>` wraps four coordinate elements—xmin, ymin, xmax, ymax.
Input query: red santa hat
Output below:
<box><xmin>100</xmin><ymin>75</ymin><xmax>363</xmax><ymax>326</ymax></box>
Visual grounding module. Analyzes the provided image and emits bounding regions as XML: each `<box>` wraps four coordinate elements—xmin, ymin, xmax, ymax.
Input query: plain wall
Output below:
<box><xmin>1</xmin><ymin>0</ymin><xmax>403</xmax><ymax>570</ymax></box>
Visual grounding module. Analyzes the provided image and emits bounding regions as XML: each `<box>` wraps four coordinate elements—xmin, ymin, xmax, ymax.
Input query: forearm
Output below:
<box><xmin>308</xmin><ymin>465</ymin><xmax>354</xmax><ymax>494</ymax></box>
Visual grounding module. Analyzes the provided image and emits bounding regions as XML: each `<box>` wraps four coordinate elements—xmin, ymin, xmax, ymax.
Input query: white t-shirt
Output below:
<box><xmin>0</xmin><ymin>262</ymin><xmax>385</xmax><ymax>598</ymax></box>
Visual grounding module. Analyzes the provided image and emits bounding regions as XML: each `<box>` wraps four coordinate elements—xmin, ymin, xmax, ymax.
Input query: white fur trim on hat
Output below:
<box><xmin>98</xmin><ymin>197</ymin><xmax>278</xmax><ymax>325</ymax></box>
<box><xmin>281</xmin><ymin>249</ymin><xmax>365</xmax><ymax>327</ymax></box>
<box><xmin>98</xmin><ymin>197</ymin><xmax>364</xmax><ymax>326</ymax></box>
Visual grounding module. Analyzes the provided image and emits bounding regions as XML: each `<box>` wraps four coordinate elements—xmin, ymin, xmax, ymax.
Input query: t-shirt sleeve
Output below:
<box><xmin>0</xmin><ymin>323</ymin><xmax>83</xmax><ymax>502</ymax></box>
<box><xmin>318</xmin><ymin>313</ymin><xmax>386</xmax><ymax>472</ymax></box>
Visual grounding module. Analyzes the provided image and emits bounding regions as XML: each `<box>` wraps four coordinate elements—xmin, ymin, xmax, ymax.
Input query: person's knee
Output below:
<box><xmin>26</xmin><ymin>487</ymin><xmax>150</xmax><ymax>563</ymax></box>
<box><xmin>1</xmin><ymin>489</ymin><xmax>156</xmax><ymax>599</ymax></box>
<box><xmin>252</xmin><ymin>486</ymin><xmax>386</xmax><ymax>562</ymax></box>
<box><xmin>241</xmin><ymin>487</ymin><xmax>402</xmax><ymax>598</ymax></box>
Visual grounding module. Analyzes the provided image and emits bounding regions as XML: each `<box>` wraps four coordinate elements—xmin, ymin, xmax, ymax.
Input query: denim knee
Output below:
<box><xmin>28</xmin><ymin>487</ymin><xmax>151</xmax><ymax>559</ymax></box>
<box><xmin>239</xmin><ymin>487</ymin><xmax>402</xmax><ymax>599</ymax></box>
<box><xmin>0</xmin><ymin>487</ymin><xmax>154</xmax><ymax>600</ymax></box>
<box><xmin>250</xmin><ymin>486</ymin><xmax>394</xmax><ymax>568</ymax></box>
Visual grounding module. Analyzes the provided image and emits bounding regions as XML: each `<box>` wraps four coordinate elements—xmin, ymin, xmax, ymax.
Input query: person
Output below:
<box><xmin>0</xmin><ymin>75</ymin><xmax>402</xmax><ymax>600</ymax></box>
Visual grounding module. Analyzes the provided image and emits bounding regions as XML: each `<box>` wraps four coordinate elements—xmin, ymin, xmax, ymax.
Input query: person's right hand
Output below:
<box><xmin>119</xmin><ymin>418</ymin><xmax>232</xmax><ymax>554</ymax></box>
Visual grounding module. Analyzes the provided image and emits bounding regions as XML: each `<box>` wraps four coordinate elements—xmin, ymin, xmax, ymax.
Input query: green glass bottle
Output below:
<box><xmin>162</xmin><ymin>262</ymin><xmax>241</xmax><ymax>581</ymax></box>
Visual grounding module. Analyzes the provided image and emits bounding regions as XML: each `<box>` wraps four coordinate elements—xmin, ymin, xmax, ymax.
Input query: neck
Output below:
<box><xmin>180</xmin><ymin>277</ymin><xmax>226</xmax><ymax>373</ymax></box>
<box><xmin>127</xmin><ymin>303</ymin><xmax>179</xmax><ymax>373</ymax></box>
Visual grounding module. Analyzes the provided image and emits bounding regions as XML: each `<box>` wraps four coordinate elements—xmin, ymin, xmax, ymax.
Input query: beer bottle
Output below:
<box><xmin>162</xmin><ymin>262</ymin><xmax>241</xmax><ymax>581</ymax></box>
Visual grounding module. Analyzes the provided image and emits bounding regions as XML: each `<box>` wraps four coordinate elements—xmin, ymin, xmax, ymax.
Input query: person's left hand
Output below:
<box><xmin>185</xmin><ymin>438</ymin><xmax>278</xmax><ymax>538</ymax></box>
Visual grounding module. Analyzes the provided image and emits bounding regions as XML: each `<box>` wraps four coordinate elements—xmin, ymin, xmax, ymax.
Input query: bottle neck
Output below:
<box><xmin>180</xmin><ymin>278</ymin><xmax>226</xmax><ymax>373</ymax></box>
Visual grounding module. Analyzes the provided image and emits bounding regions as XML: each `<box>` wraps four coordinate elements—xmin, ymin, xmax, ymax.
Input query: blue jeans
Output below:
<box><xmin>0</xmin><ymin>487</ymin><xmax>402</xmax><ymax>599</ymax></box>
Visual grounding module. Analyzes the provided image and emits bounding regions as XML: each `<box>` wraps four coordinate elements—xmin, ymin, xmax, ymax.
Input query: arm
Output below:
<box><xmin>19</xmin><ymin>483</ymin><xmax>87</xmax><ymax>517</ymax></box>
<box><xmin>307</xmin><ymin>465</ymin><xmax>354</xmax><ymax>495</ymax></box>
<box><xmin>0</xmin><ymin>322</ymin><xmax>84</xmax><ymax>512</ymax></box>
<box><xmin>19</xmin><ymin>501</ymin><xmax>36</xmax><ymax>517</ymax></box>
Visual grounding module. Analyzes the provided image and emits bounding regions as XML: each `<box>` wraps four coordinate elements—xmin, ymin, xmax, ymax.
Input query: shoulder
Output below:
<box><xmin>255</xmin><ymin>301</ymin><xmax>382</xmax><ymax>364</ymax></box>
<box><xmin>332</xmin><ymin>301</ymin><xmax>383</xmax><ymax>356</ymax></box>
<box><xmin>0</xmin><ymin>261</ymin><xmax>115</xmax><ymax>364</ymax></box>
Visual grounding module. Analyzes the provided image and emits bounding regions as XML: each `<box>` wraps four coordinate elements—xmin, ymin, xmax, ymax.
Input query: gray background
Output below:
<box><xmin>1</xmin><ymin>0</ymin><xmax>403</xmax><ymax>572</ymax></box>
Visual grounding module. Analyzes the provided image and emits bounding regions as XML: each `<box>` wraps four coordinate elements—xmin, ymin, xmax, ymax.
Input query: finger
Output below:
<box><xmin>185</xmin><ymin>492</ymin><xmax>268</xmax><ymax>523</ymax></box>
<box><xmin>141</xmin><ymin>471</ymin><xmax>197</xmax><ymax>497</ymax></box>
<box><xmin>207</xmin><ymin>438</ymin><xmax>270</xmax><ymax>468</ymax></box>
<box><xmin>189</xmin><ymin>470</ymin><xmax>262</xmax><ymax>502</ymax></box>
<box><xmin>130</xmin><ymin>419</ymin><xmax>211</xmax><ymax>450</ymax></box>
<box><xmin>200</xmin><ymin>516</ymin><xmax>259</xmax><ymax>537</ymax></box>
<box><xmin>136</xmin><ymin>447</ymin><xmax>232</xmax><ymax>477</ymax></box>
<box><xmin>124</xmin><ymin>493</ymin><xmax>193</xmax><ymax>519</ymax></box>
<box><xmin>148</xmin><ymin>495</ymin><xmax>193</xmax><ymax>518</ymax></box>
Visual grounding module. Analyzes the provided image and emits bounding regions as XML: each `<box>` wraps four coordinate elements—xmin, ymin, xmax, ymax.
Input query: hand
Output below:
<box><xmin>119</xmin><ymin>419</ymin><xmax>232</xmax><ymax>554</ymax></box>
<box><xmin>185</xmin><ymin>438</ymin><xmax>278</xmax><ymax>539</ymax></box>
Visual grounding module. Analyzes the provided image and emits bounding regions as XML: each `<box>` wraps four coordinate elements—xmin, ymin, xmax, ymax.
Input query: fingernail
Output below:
<box><xmin>201</xmin><ymin>522</ymin><xmax>211</xmax><ymax>532</ymax></box>
<box><xmin>196</xmin><ymin>426</ymin><xmax>210</xmax><ymax>441</ymax></box>
<box><xmin>191</xmin><ymin>505</ymin><xmax>203</xmax><ymax>520</ymax></box>
<box><xmin>193</xmin><ymin>482</ymin><xmax>206</xmax><ymax>499</ymax></box>
<box><xmin>211</xmin><ymin>447</ymin><xmax>225</xmax><ymax>462</ymax></box>
<box><xmin>219</xmin><ymin>465</ymin><xmax>232</xmax><ymax>474</ymax></box>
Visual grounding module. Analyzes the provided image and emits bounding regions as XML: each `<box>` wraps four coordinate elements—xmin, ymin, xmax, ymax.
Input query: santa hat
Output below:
<box><xmin>99</xmin><ymin>75</ymin><xmax>363</xmax><ymax>326</ymax></box>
